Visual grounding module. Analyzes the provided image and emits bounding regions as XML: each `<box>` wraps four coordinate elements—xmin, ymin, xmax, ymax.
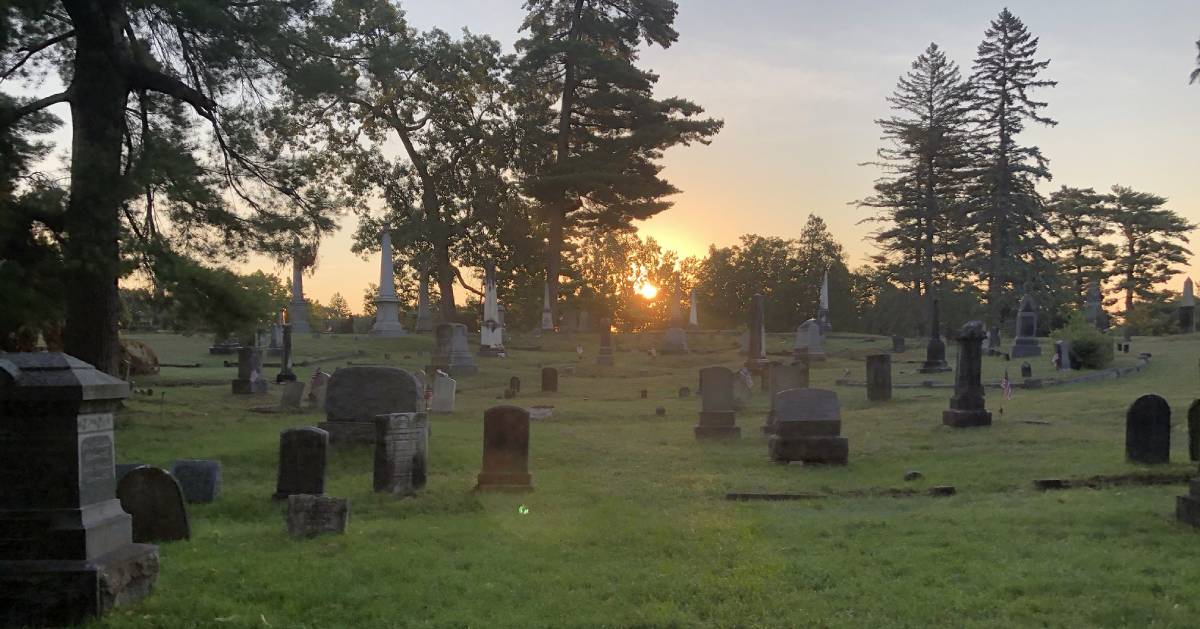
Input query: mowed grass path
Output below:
<box><xmin>89</xmin><ymin>329</ymin><xmax>1200</xmax><ymax>628</ymax></box>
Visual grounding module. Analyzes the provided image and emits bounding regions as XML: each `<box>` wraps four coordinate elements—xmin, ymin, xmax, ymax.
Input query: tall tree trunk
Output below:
<box><xmin>545</xmin><ymin>210</ymin><xmax>564</xmax><ymax>326</ymax></box>
<box><xmin>546</xmin><ymin>0</ymin><xmax>586</xmax><ymax>326</ymax></box>
<box><xmin>433</xmin><ymin>228</ymin><xmax>456</xmax><ymax>323</ymax></box>
<box><xmin>62</xmin><ymin>2</ymin><xmax>128</xmax><ymax>375</ymax></box>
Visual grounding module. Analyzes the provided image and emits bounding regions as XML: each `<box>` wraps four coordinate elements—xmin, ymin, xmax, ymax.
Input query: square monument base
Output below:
<box><xmin>1176</xmin><ymin>485</ymin><xmax>1200</xmax><ymax>527</ymax></box>
<box><xmin>768</xmin><ymin>436</ymin><xmax>848</xmax><ymax>464</ymax></box>
<box><xmin>475</xmin><ymin>472</ymin><xmax>533</xmax><ymax>492</ymax></box>
<box><xmin>318</xmin><ymin>421</ymin><xmax>377</xmax><ymax>444</ymax></box>
<box><xmin>231</xmin><ymin>379</ymin><xmax>253</xmax><ymax>395</ymax></box>
<box><xmin>478</xmin><ymin>346</ymin><xmax>505</xmax><ymax>358</ymax></box>
<box><xmin>917</xmin><ymin>365</ymin><xmax>951</xmax><ymax>374</ymax></box>
<box><xmin>1011</xmin><ymin>339</ymin><xmax>1042</xmax><ymax>358</ymax></box>
<box><xmin>942</xmin><ymin>409</ymin><xmax>992</xmax><ymax>428</ymax></box>
<box><xmin>694</xmin><ymin>425</ymin><xmax>741</xmax><ymax>439</ymax></box>
<box><xmin>0</xmin><ymin>543</ymin><xmax>159</xmax><ymax>627</ymax></box>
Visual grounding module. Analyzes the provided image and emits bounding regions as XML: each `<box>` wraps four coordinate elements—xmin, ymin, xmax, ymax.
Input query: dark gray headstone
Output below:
<box><xmin>232</xmin><ymin>346</ymin><xmax>263</xmax><ymax>395</ymax></box>
<box><xmin>1126</xmin><ymin>394</ymin><xmax>1170</xmax><ymax>464</ymax></box>
<box><xmin>475</xmin><ymin>406</ymin><xmax>532</xmax><ymax>491</ymax></box>
<box><xmin>509</xmin><ymin>376</ymin><xmax>521</xmax><ymax>393</ymax></box>
<box><xmin>169</xmin><ymin>459</ymin><xmax>221</xmax><ymax>504</ymax></box>
<box><xmin>1190</xmin><ymin>400</ymin><xmax>1200</xmax><ymax>463</ymax></box>
<box><xmin>373</xmin><ymin>413</ymin><xmax>428</xmax><ymax>496</ymax></box>
<box><xmin>1020</xmin><ymin>361</ymin><xmax>1033</xmax><ymax>378</ymax></box>
<box><xmin>919</xmin><ymin>299</ymin><xmax>949</xmax><ymax>373</ymax></box>
<box><xmin>769</xmin><ymin>388</ymin><xmax>846</xmax><ymax>464</ymax></box>
<box><xmin>541</xmin><ymin>367</ymin><xmax>558</xmax><ymax>393</ymax></box>
<box><xmin>430</xmin><ymin>322</ymin><xmax>479</xmax><ymax>376</ymax></box>
<box><xmin>286</xmin><ymin>494</ymin><xmax>348</xmax><ymax>538</ymax></box>
<box><xmin>696</xmin><ymin>367</ymin><xmax>739</xmax><ymax>439</ymax></box>
<box><xmin>892</xmin><ymin>335</ymin><xmax>906</xmax><ymax>353</ymax></box>
<box><xmin>325</xmin><ymin>366</ymin><xmax>420</xmax><ymax>421</ymax></box>
<box><xmin>943</xmin><ymin>321</ymin><xmax>992</xmax><ymax>428</ymax></box>
<box><xmin>274</xmin><ymin>427</ymin><xmax>328</xmax><ymax>500</ymax></box>
<box><xmin>1011</xmin><ymin>294</ymin><xmax>1042</xmax><ymax>358</ymax></box>
<box><xmin>866</xmin><ymin>354</ymin><xmax>892</xmax><ymax>402</ymax></box>
<box><xmin>116</xmin><ymin>467</ymin><xmax>190</xmax><ymax>543</ymax></box>
<box><xmin>597</xmin><ymin>318</ymin><xmax>615</xmax><ymax>365</ymax></box>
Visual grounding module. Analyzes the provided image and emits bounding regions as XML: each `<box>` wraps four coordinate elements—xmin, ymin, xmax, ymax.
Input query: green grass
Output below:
<box><xmin>84</xmin><ymin>329</ymin><xmax>1200</xmax><ymax>628</ymax></box>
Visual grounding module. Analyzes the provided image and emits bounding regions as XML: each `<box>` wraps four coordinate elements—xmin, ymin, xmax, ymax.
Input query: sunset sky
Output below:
<box><xmin>242</xmin><ymin>2</ymin><xmax>1199</xmax><ymax>307</ymax></box>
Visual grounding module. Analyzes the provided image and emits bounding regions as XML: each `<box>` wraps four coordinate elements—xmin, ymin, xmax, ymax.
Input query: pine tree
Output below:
<box><xmin>966</xmin><ymin>9</ymin><xmax>1057</xmax><ymax>325</ymax></box>
<box><xmin>1045</xmin><ymin>186</ymin><xmax>1113</xmax><ymax>303</ymax></box>
<box><xmin>512</xmin><ymin>0</ymin><xmax>722</xmax><ymax>325</ymax></box>
<box><xmin>859</xmin><ymin>43</ymin><xmax>974</xmax><ymax>323</ymax></box>
<box><xmin>1104</xmin><ymin>185</ymin><xmax>1195</xmax><ymax>314</ymax></box>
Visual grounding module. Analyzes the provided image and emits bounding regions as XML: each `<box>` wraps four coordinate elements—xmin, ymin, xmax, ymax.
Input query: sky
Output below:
<box><xmin>15</xmin><ymin>1</ymin><xmax>1200</xmax><ymax>309</ymax></box>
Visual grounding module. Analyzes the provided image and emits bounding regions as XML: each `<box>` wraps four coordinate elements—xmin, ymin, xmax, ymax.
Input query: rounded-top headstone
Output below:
<box><xmin>476</xmin><ymin>405</ymin><xmax>532</xmax><ymax>491</ymax></box>
<box><xmin>116</xmin><ymin>466</ymin><xmax>191</xmax><ymax>543</ymax></box>
<box><xmin>325</xmin><ymin>366</ymin><xmax>420</xmax><ymax>421</ymax></box>
<box><xmin>1126</xmin><ymin>394</ymin><xmax>1171</xmax><ymax>464</ymax></box>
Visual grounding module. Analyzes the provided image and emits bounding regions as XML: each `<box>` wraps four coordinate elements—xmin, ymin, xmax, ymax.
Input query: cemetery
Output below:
<box><xmin>3</xmin><ymin>1</ymin><xmax>1200</xmax><ymax>627</ymax></box>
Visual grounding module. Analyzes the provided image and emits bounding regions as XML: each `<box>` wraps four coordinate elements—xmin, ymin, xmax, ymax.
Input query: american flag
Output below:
<box><xmin>1001</xmin><ymin>370</ymin><xmax>1013</xmax><ymax>400</ymax></box>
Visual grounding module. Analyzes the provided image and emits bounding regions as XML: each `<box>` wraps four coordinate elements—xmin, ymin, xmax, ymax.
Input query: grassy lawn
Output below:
<box><xmin>86</xmin><ymin>328</ymin><xmax>1200</xmax><ymax>628</ymax></box>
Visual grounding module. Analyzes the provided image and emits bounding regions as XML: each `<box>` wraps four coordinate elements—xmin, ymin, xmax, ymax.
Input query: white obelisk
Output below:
<box><xmin>479</xmin><ymin>263</ymin><xmax>504</xmax><ymax>356</ymax></box>
<box><xmin>369</xmin><ymin>226</ymin><xmax>406</xmax><ymax>337</ymax></box>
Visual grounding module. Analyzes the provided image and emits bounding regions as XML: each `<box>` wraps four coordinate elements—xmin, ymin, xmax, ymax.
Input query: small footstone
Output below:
<box><xmin>903</xmin><ymin>470</ymin><xmax>923</xmax><ymax>482</ymax></box>
<box><xmin>656</xmin><ymin>407</ymin><xmax>666</xmax><ymax>417</ymax></box>
<box><xmin>1034</xmin><ymin>479</ymin><xmax>1067</xmax><ymax>490</ymax></box>
<box><xmin>286</xmin><ymin>495</ymin><xmax>348</xmax><ymax>538</ymax></box>
<box><xmin>929</xmin><ymin>486</ymin><xmax>956</xmax><ymax>497</ymax></box>
<box><xmin>678</xmin><ymin>386</ymin><xmax>691</xmax><ymax>398</ymax></box>
<box><xmin>640</xmin><ymin>389</ymin><xmax>648</xmax><ymax>399</ymax></box>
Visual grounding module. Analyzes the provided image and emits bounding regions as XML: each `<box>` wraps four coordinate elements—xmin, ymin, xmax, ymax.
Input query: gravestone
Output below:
<box><xmin>429</xmin><ymin>322</ymin><xmax>478</xmax><ymax>376</ymax></box>
<box><xmin>1020</xmin><ymin>361</ymin><xmax>1033</xmax><ymax>378</ymax></box>
<box><xmin>1011</xmin><ymin>294</ymin><xmax>1042</xmax><ymax>358</ymax></box>
<box><xmin>1176</xmin><ymin>477</ymin><xmax>1200</xmax><ymax>527</ymax></box>
<box><xmin>745</xmin><ymin>294</ymin><xmax>769</xmax><ymax>372</ymax></box>
<box><xmin>116</xmin><ymin>463</ymin><xmax>146</xmax><ymax>484</ymax></box>
<box><xmin>688</xmin><ymin>289</ymin><xmax>700</xmax><ymax>329</ymax></box>
<box><xmin>695</xmin><ymin>367</ymin><xmax>740</xmax><ymax>439</ymax></box>
<box><xmin>866</xmin><ymin>354</ymin><xmax>892</xmax><ymax>402</ymax></box>
<box><xmin>660</xmin><ymin>327</ymin><xmax>690</xmax><ymax>354</ymax></box>
<box><xmin>509</xmin><ymin>376</ymin><xmax>521</xmax><ymax>393</ymax></box>
<box><xmin>170</xmin><ymin>459</ymin><xmax>221</xmax><ymax>504</ymax></box>
<box><xmin>280</xmin><ymin>381</ymin><xmax>306</xmax><ymax>411</ymax></box>
<box><xmin>540</xmin><ymin>282</ymin><xmax>554</xmax><ymax>332</ymax></box>
<box><xmin>768</xmin><ymin>388</ymin><xmax>848</xmax><ymax>464</ymax></box>
<box><xmin>320</xmin><ymin>366</ymin><xmax>421</xmax><ymax>443</ymax></box>
<box><xmin>0</xmin><ymin>353</ymin><xmax>159</xmax><ymax>626</ymax></box>
<box><xmin>919</xmin><ymin>299</ymin><xmax>950</xmax><ymax>373</ymax></box>
<box><xmin>478</xmin><ymin>262</ymin><xmax>505</xmax><ymax>356</ymax></box>
<box><xmin>116</xmin><ymin>466</ymin><xmax>190</xmax><ymax>543</ymax></box>
<box><xmin>987</xmin><ymin>326</ymin><xmax>1002</xmax><ymax>355</ymax></box>
<box><xmin>1181</xmin><ymin>277</ymin><xmax>1195</xmax><ymax>333</ymax></box>
<box><xmin>794</xmin><ymin>319</ymin><xmax>826</xmax><ymax>361</ymax></box>
<box><xmin>1054</xmin><ymin>340</ymin><xmax>1073</xmax><ymax>371</ymax></box>
<box><xmin>273</xmin><ymin>427</ymin><xmax>328</xmax><ymax>500</ymax></box>
<box><xmin>817</xmin><ymin>270</ymin><xmax>832</xmax><ymax>333</ymax></box>
<box><xmin>942</xmin><ymin>321</ymin><xmax>992</xmax><ymax>428</ymax></box>
<box><xmin>733</xmin><ymin>368</ymin><xmax>753</xmax><ymax>411</ymax></box>
<box><xmin>597</xmin><ymin>318</ymin><xmax>615</xmax><ymax>366</ymax></box>
<box><xmin>306</xmin><ymin>369</ymin><xmax>331</xmax><ymax>410</ymax></box>
<box><xmin>232</xmin><ymin>346</ymin><xmax>263</xmax><ymax>395</ymax></box>
<box><xmin>430</xmin><ymin>372</ymin><xmax>456</xmax><ymax>414</ymax></box>
<box><xmin>276</xmin><ymin>323</ymin><xmax>297</xmax><ymax>383</ymax></box>
<box><xmin>892</xmin><ymin>336</ymin><xmax>906</xmax><ymax>353</ymax></box>
<box><xmin>1189</xmin><ymin>400</ymin><xmax>1200</xmax><ymax>462</ymax></box>
<box><xmin>475</xmin><ymin>406</ymin><xmax>533</xmax><ymax>491</ymax></box>
<box><xmin>414</xmin><ymin>272</ymin><xmax>434</xmax><ymax>333</ymax></box>
<box><xmin>268</xmin><ymin>322</ymin><xmax>283</xmax><ymax>357</ymax></box>
<box><xmin>1084</xmin><ymin>282</ymin><xmax>1106</xmax><ymax>330</ymax></box>
<box><xmin>1125</xmin><ymin>394</ymin><xmax>1170</xmax><ymax>464</ymax></box>
<box><xmin>373</xmin><ymin>413</ymin><xmax>429</xmax><ymax>496</ymax></box>
<box><xmin>541</xmin><ymin>367</ymin><xmax>558</xmax><ymax>393</ymax></box>
<box><xmin>286</xmin><ymin>495</ymin><xmax>348</xmax><ymax>538</ymax></box>
<box><xmin>762</xmin><ymin>363</ymin><xmax>810</xmax><ymax>433</ymax></box>
<box><xmin>370</xmin><ymin>226</ymin><xmax>407</xmax><ymax>337</ymax></box>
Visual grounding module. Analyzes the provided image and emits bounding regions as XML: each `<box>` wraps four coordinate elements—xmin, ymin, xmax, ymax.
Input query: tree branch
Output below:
<box><xmin>1</xmin><ymin>29</ymin><xmax>75</xmax><ymax>80</ymax></box>
<box><xmin>0</xmin><ymin>90</ymin><xmax>71</xmax><ymax>129</ymax></box>
<box><xmin>127</xmin><ymin>66</ymin><xmax>216</xmax><ymax>119</ymax></box>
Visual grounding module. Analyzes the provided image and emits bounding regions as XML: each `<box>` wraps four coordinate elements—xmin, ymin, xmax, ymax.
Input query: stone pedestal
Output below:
<box><xmin>371</xmin><ymin>297</ymin><xmax>407</xmax><ymax>337</ymax></box>
<box><xmin>942</xmin><ymin>321</ymin><xmax>992</xmax><ymax>428</ymax></box>
<box><xmin>919</xmin><ymin>299</ymin><xmax>950</xmax><ymax>373</ymax></box>
<box><xmin>0</xmin><ymin>353</ymin><xmax>159</xmax><ymax>627</ymax></box>
<box><xmin>475</xmin><ymin>406</ymin><xmax>533</xmax><ymax>492</ymax></box>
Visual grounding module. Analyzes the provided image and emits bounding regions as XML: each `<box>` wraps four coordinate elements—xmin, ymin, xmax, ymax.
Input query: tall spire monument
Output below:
<box><xmin>817</xmin><ymin>270</ymin><xmax>832</xmax><ymax>333</ymax></box>
<box><xmin>369</xmin><ymin>226</ymin><xmax>406</xmax><ymax>337</ymax></box>
<box><xmin>479</xmin><ymin>263</ymin><xmax>505</xmax><ymax>356</ymax></box>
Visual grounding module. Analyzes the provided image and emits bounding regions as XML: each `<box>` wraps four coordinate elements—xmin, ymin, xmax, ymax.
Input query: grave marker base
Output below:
<box><xmin>942</xmin><ymin>409</ymin><xmax>993</xmax><ymax>428</ymax></box>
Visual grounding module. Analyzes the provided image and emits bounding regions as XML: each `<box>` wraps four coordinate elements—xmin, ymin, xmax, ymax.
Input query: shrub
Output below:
<box><xmin>1050</xmin><ymin>311</ymin><xmax>1114</xmax><ymax>369</ymax></box>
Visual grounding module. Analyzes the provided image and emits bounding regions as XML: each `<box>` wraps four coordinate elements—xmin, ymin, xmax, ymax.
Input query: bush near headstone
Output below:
<box><xmin>1049</xmin><ymin>312</ymin><xmax>1113</xmax><ymax>369</ymax></box>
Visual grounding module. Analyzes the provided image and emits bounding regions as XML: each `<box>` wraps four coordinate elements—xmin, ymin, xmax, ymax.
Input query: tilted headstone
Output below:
<box><xmin>695</xmin><ymin>367</ymin><xmax>739</xmax><ymax>439</ymax></box>
<box><xmin>866</xmin><ymin>354</ymin><xmax>892</xmax><ymax>402</ymax></box>
<box><xmin>597</xmin><ymin>318</ymin><xmax>615</xmax><ymax>366</ymax></box>
<box><xmin>320</xmin><ymin>366</ymin><xmax>421</xmax><ymax>443</ymax></box>
<box><xmin>373</xmin><ymin>413</ymin><xmax>429</xmax><ymax>496</ymax></box>
<box><xmin>745</xmin><ymin>294</ymin><xmax>769</xmax><ymax>372</ymax></box>
<box><xmin>541</xmin><ymin>367</ymin><xmax>558</xmax><ymax>393</ymax></box>
<box><xmin>429</xmin><ymin>322</ymin><xmax>479</xmax><ymax>376</ymax></box>
<box><xmin>794</xmin><ymin>319</ymin><xmax>826</xmax><ymax>361</ymax></box>
<box><xmin>1125</xmin><ymin>394</ymin><xmax>1170</xmax><ymax>464</ymax></box>
<box><xmin>475</xmin><ymin>406</ymin><xmax>533</xmax><ymax>491</ymax></box>
<box><xmin>1011</xmin><ymin>294</ymin><xmax>1041</xmax><ymax>358</ymax></box>
<box><xmin>943</xmin><ymin>321</ymin><xmax>992</xmax><ymax>428</ymax></box>
<box><xmin>768</xmin><ymin>388</ymin><xmax>847</xmax><ymax>464</ymax></box>
<box><xmin>170</xmin><ymin>459</ymin><xmax>221</xmax><ymax>503</ymax></box>
<box><xmin>1188</xmin><ymin>400</ymin><xmax>1200</xmax><ymax>463</ymax></box>
<box><xmin>273</xmin><ymin>427</ymin><xmax>328</xmax><ymax>500</ymax></box>
<box><xmin>286</xmin><ymin>494</ymin><xmax>348</xmax><ymax>538</ymax></box>
<box><xmin>116</xmin><ymin>466</ymin><xmax>191</xmax><ymax>543</ymax></box>
<box><xmin>919</xmin><ymin>299</ymin><xmax>949</xmax><ymax>373</ymax></box>
<box><xmin>0</xmin><ymin>353</ymin><xmax>159</xmax><ymax>626</ymax></box>
<box><xmin>430</xmin><ymin>373</ymin><xmax>456</xmax><ymax>414</ymax></box>
<box><xmin>232</xmin><ymin>346</ymin><xmax>263</xmax><ymax>394</ymax></box>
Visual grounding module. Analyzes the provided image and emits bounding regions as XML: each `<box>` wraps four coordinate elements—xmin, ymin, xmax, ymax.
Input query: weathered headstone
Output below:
<box><xmin>320</xmin><ymin>366</ymin><xmax>421</xmax><ymax>443</ymax></box>
<box><xmin>430</xmin><ymin>372</ymin><xmax>456</xmax><ymax>414</ymax></box>
<box><xmin>116</xmin><ymin>466</ymin><xmax>190</xmax><ymax>543</ymax></box>
<box><xmin>540</xmin><ymin>282</ymin><xmax>554</xmax><ymax>332</ymax></box>
<box><xmin>268</xmin><ymin>320</ymin><xmax>283</xmax><ymax>357</ymax></box>
<box><xmin>660</xmin><ymin>327</ymin><xmax>690</xmax><ymax>354</ymax></box>
<box><xmin>414</xmin><ymin>272</ymin><xmax>434</xmax><ymax>333</ymax></box>
<box><xmin>306</xmin><ymin>369</ymin><xmax>331</xmax><ymax>410</ymax></box>
<box><xmin>475</xmin><ymin>406</ymin><xmax>533</xmax><ymax>491</ymax></box>
<box><xmin>762</xmin><ymin>363</ymin><xmax>809</xmax><ymax>433</ymax></box>
<box><xmin>1189</xmin><ymin>400</ymin><xmax>1200</xmax><ymax>462</ymax></box>
<box><xmin>286</xmin><ymin>494</ymin><xmax>348</xmax><ymax>538</ymax></box>
<box><xmin>273</xmin><ymin>427</ymin><xmax>328</xmax><ymax>500</ymax></box>
<box><xmin>794</xmin><ymin>319</ymin><xmax>826</xmax><ymax>361</ymax></box>
<box><xmin>1181</xmin><ymin>277</ymin><xmax>1195</xmax><ymax>333</ymax></box>
<box><xmin>280</xmin><ymin>380</ymin><xmax>306</xmax><ymax>411</ymax></box>
<box><xmin>733</xmin><ymin>367</ymin><xmax>753</xmax><ymax>411</ymax></box>
<box><xmin>1125</xmin><ymin>394</ymin><xmax>1170</xmax><ymax>464</ymax></box>
<box><xmin>745</xmin><ymin>294</ymin><xmax>769</xmax><ymax>372</ymax></box>
<box><xmin>1084</xmin><ymin>282</ymin><xmax>1106</xmax><ymax>330</ymax></box>
<box><xmin>597</xmin><ymin>318</ymin><xmax>615</xmax><ymax>366</ymax></box>
<box><xmin>1020</xmin><ymin>361</ymin><xmax>1033</xmax><ymax>378</ymax></box>
<box><xmin>232</xmin><ymin>346</ymin><xmax>263</xmax><ymax>394</ymax></box>
<box><xmin>429</xmin><ymin>322</ymin><xmax>479</xmax><ymax>376</ymax></box>
<box><xmin>866</xmin><ymin>354</ymin><xmax>892</xmax><ymax>402</ymax></box>
<box><xmin>170</xmin><ymin>459</ymin><xmax>221</xmax><ymax>504</ymax></box>
<box><xmin>987</xmin><ymin>326</ymin><xmax>1002</xmax><ymax>354</ymax></box>
<box><xmin>891</xmin><ymin>335</ymin><xmax>906</xmax><ymax>353</ymax></box>
<box><xmin>509</xmin><ymin>376</ymin><xmax>521</xmax><ymax>393</ymax></box>
<box><xmin>695</xmin><ymin>367</ymin><xmax>739</xmax><ymax>439</ymax></box>
<box><xmin>919</xmin><ymin>299</ymin><xmax>950</xmax><ymax>373</ymax></box>
<box><xmin>768</xmin><ymin>389</ymin><xmax>848</xmax><ymax>464</ymax></box>
<box><xmin>1054</xmin><ymin>340</ymin><xmax>1073</xmax><ymax>371</ymax></box>
<box><xmin>373</xmin><ymin>413</ymin><xmax>429</xmax><ymax>496</ymax></box>
<box><xmin>370</xmin><ymin>226</ymin><xmax>407</xmax><ymax>337</ymax></box>
<box><xmin>541</xmin><ymin>367</ymin><xmax>558</xmax><ymax>393</ymax></box>
<box><xmin>1011</xmin><ymin>294</ymin><xmax>1041</xmax><ymax>358</ymax></box>
<box><xmin>0</xmin><ymin>354</ymin><xmax>159</xmax><ymax>626</ymax></box>
<box><xmin>943</xmin><ymin>321</ymin><xmax>992</xmax><ymax>428</ymax></box>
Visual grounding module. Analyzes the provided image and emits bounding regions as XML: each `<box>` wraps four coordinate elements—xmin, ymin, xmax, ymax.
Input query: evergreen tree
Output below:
<box><xmin>966</xmin><ymin>9</ymin><xmax>1057</xmax><ymax>325</ymax></box>
<box><xmin>1045</xmin><ymin>186</ymin><xmax>1114</xmax><ymax>303</ymax></box>
<box><xmin>512</xmin><ymin>0</ymin><xmax>722</xmax><ymax>324</ymax></box>
<box><xmin>1104</xmin><ymin>185</ymin><xmax>1194</xmax><ymax>314</ymax></box>
<box><xmin>859</xmin><ymin>43</ymin><xmax>974</xmax><ymax>322</ymax></box>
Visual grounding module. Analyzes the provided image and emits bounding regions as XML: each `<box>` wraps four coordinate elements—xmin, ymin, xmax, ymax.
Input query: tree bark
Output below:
<box><xmin>62</xmin><ymin>1</ymin><xmax>128</xmax><ymax>375</ymax></box>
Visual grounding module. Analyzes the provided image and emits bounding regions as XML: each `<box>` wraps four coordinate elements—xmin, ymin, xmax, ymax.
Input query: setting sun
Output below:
<box><xmin>637</xmin><ymin>283</ymin><xmax>658</xmax><ymax>299</ymax></box>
